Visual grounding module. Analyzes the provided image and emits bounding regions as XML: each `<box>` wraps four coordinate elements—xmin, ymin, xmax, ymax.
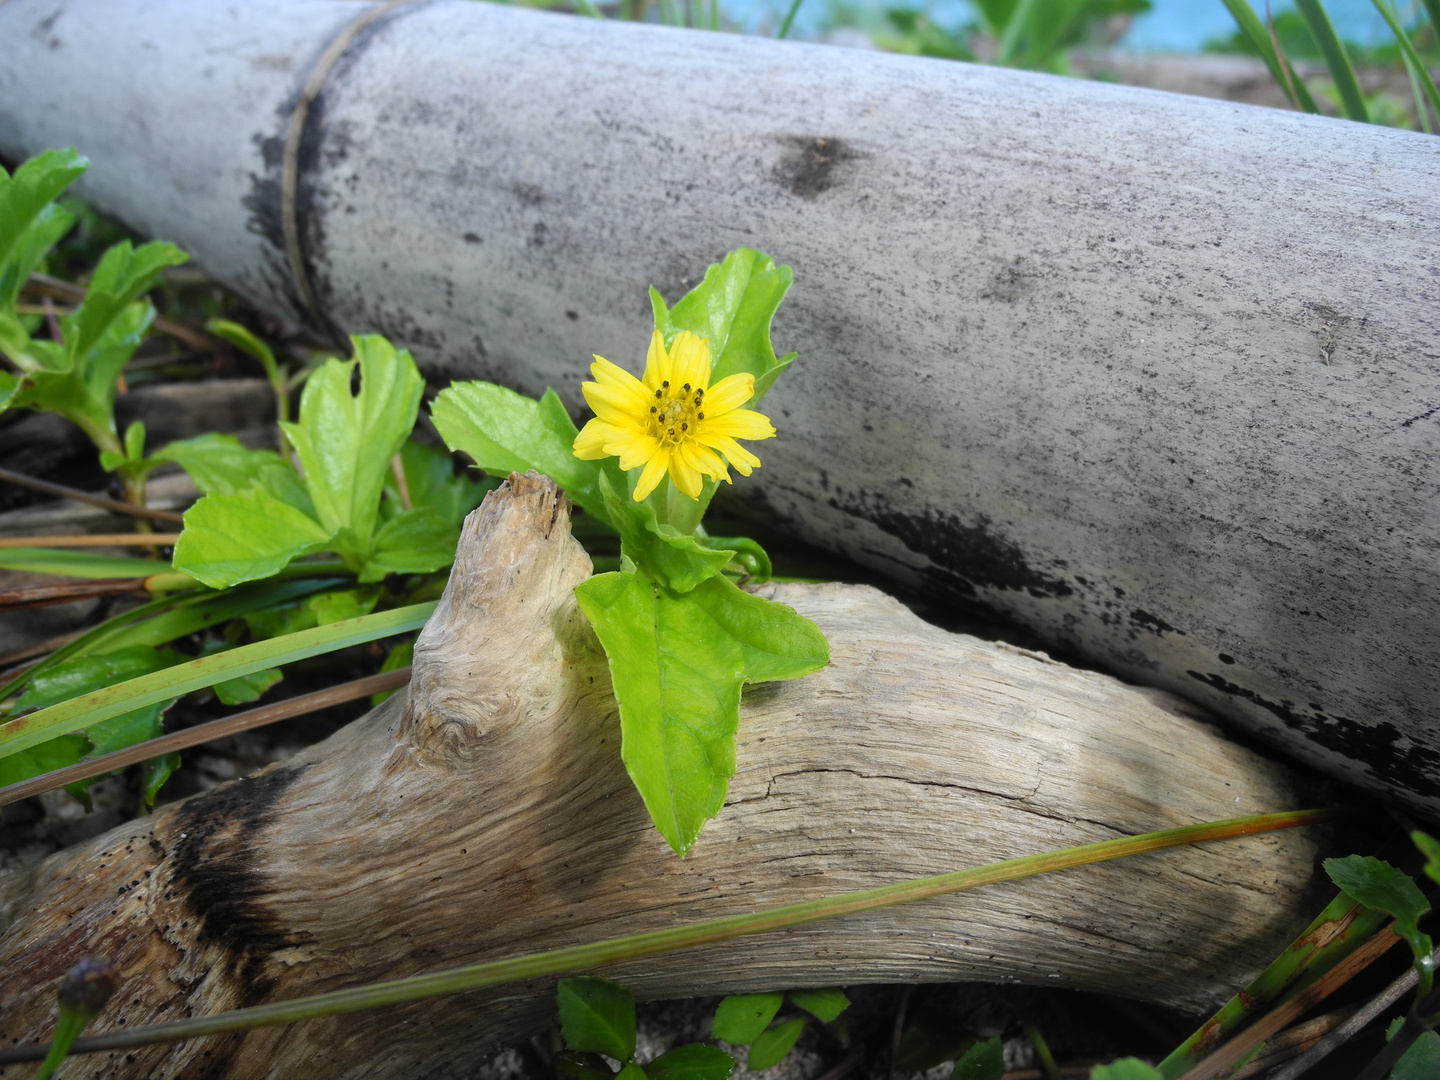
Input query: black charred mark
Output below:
<box><xmin>774</xmin><ymin>136</ymin><xmax>858</xmax><ymax>199</ymax></box>
<box><xmin>1187</xmin><ymin>671</ymin><xmax>1440</xmax><ymax>799</ymax></box>
<box><xmin>168</xmin><ymin>764</ymin><xmax>311</xmax><ymax>1009</ymax></box>
<box><xmin>529</xmin><ymin>221</ymin><xmax>548</xmax><ymax>248</ymax></box>
<box><xmin>565</xmin><ymin>310</ymin><xmax>580</xmax><ymax>321</ymax></box>
<box><xmin>1129</xmin><ymin>609</ymin><xmax>1186</xmax><ymax>637</ymax></box>
<box><xmin>462</xmin><ymin>232</ymin><xmax>483</xmax><ymax>245</ymax></box>
<box><xmin>835</xmin><ymin>493</ymin><xmax>1072</xmax><ymax>600</ymax></box>
<box><xmin>1401</xmin><ymin>404</ymin><xmax>1440</xmax><ymax>428</ymax></box>
<box><xmin>1218</xmin><ymin>653</ymin><xmax>1236</xmax><ymax>665</ymax></box>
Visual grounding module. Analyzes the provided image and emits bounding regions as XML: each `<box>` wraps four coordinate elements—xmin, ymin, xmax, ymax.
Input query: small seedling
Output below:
<box><xmin>556</xmin><ymin>976</ymin><xmax>733</xmax><ymax>1080</ymax></box>
<box><xmin>710</xmin><ymin>987</ymin><xmax>849</xmax><ymax>1071</ymax></box>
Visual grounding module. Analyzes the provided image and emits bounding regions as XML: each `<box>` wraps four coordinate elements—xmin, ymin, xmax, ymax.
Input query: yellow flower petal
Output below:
<box><xmin>584</xmin><ymin>382</ymin><xmax>652</xmax><ymax>428</ymax></box>
<box><xmin>700</xmin><ymin>407</ymin><xmax>775</xmax><ymax>442</ymax></box>
<box><xmin>573</xmin><ymin>418</ymin><xmax>618</xmax><ymax>460</ymax></box>
<box><xmin>607</xmin><ymin>430</ymin><xmax>661</xmax><ymax>472</ymax></box>
<box><xmin>590</xmin><ymin>355</ymin><xmax>652</xmax><ymax>411</ymax></box>
<box><xmin>699</xmin><ymin>372</ymin><xmax>755</xmax><ymax>416</ymax></box>
<box><xmin>668</xmin><ymin>444</ymin><xmax>705</xmax><ymax>498</ymax></box>
<box><xmin>668</xmin><ymin>331</ymin><xmax>711</xmax><ymax>392</ymax></box>
<box><xmin>678</xmin><ymin>439</ymin><xmax>729</xmax><ymax>482</ymax></box>
<box><xmin>642</xmin><ymin>330</ymin><xmax>668</xmax><ymax>388</ymax></box>
<box><xmin>693</xmin><ymin>431</ymin><xmax>761</xmax><ymax>475</ymax></box>
<box><xmin>633</xmin><ymin>446</ymin><xmax>671</xmax><ymax>501</ymax></box>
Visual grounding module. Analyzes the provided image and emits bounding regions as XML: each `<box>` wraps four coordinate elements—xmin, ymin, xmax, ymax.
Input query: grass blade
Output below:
<box><xmin>1157</xmin><ymin>892</ymin><xmax>1390</xmax><ymax>1077</ymax></box>
<box><xmin>1371</xmin><ymin>0</ymin><xmax>1440</xmax><ymax>126</ymax></box>
<box><xmin>0</xmin><ymin>602</ymin><xmax>436</xmax><ymax>759</ymax></box>
<box><xmin>776</xmin><ymin>0</ymin><xmax>804</xmax><ymax>39</ymax></box>
<box><xmin>0</xmin><ymin>548</ymin><xmax>178</xmax><ymax>579</ymax></box>
<box><xmin>1296</xmin><ymin>0</ymin><xmax>1370</xmax><ymax>122</ymax></box>
<box><xmin>0</xmin><ymin>809</ymin><xmax>1339</xmax><ymax>1065</ymax></box>
<box><xmin>1219</xmin><ymin>0</ymin><xmax>1322</xmax><ymax>113</ymax></box>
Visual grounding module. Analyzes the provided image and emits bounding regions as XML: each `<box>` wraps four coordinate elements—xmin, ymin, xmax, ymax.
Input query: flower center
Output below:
<box><xmin>647</xmin><ymin>380</ymin><xmax>705</xmax><ymax>447</ymax></box>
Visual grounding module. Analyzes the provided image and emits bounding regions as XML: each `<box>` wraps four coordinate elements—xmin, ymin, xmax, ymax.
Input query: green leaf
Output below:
<box><xmin>282</xmin><ymin>335</ymin><xmax>424</xmax><ymax>546</ymax></box>
<box><xmin>599</xmin><ymin>471</ymin><xmax>734</xmax><ymax>593</ymax></box>
<box><xmin>1394</xmin><ymin>1030</ymin><xmax>1440</xmax><ymax>1080</ymax></box>
<box><xmin>0</xmin><ymin>733</ymin><xmax>89</xmax><ymax>790</ymax></box>
<box><xmin>650</xmin><ymin>249</ymin><xmax>793</xmax><ymax>405</ymax></box>
<box><xmin>431</xmin><ymin>381</ymin><xmax>605</xmax><ymax>521</ymax></box>
<box><xmin>152</xmin><ymin>433</ymin><xmax>285</xmax><ymax>495</ymax></box>
<box><xmin>1217</xmin><ymin>0</ymin><xmax>1322</xmax><ymax>113</ymax></box>
<box><xmin>0</xmin><ymin>601</ymin><xmax>437</xmax><ymax>760</ymax></box>
<box><xmin>360</xmin><ymin>506</ymin><xmax>458</xmax><ymax>583</ymax></box>
<box><xmin>950</xmin><ymin>1042</ymin><xmax>1008</xmax><ymax>1080</ymax></box>
<box><xmin>896</xmin><ymin>1026</ymin><xmax>980</xmax><ymax>1074</ymax></box>
<box><xmin>213</xmin><ymin>666</ymin><xmax>283</xmax><ymax>706</ymax></box>
<box><xmin>704</xmin><ymin>536</ymin><xmax>772</xmax><ymax>584</ymax></box>
<box><xmin>206</xmin><ymin>318</ymin><xmax>281</xmax><ymax>386</ymax></box>
<box><xmin>1088</xmin><ymin>1060</ymin><xmax>1161</xmax><ymax>1080</ymax></box>
<box><xmin>1413</xmin><ymin>831</ymin><xmax>1440</xmax><ymax>887</ymax></box>
<box><xmin>788</xmin><ymin>989</ymin><xmax>848</xmax><ymax>1024</ymax></box>
<box><xmin>174</xmin><ymin>485</ymin><xmax>333</xmax><ymax>588</ymax></box>
<box><xmin>1294</xmin><ymin>0</ymin><xmax>1368</xmax><ymax>122</ymax></box>
<box><xmin>2</xmin><ymin>201</ymin><xmax>76</xmax><ymax>331</ymax></box>
<box><xmin>0</xmin><ymin>548</ymin><xmax>172</xmax><ymax>580</ymax></box>
<box><xmin>711</xmin><ymin>993</ymin><xmax>783</xmax><ymax>1044</ymax></box>
<box><xmin>553</xmin><ymin>1050</ymin><xmax>615</xmax><ymax>1080</ymax></box>
<box><xmin>142</xmin><ymin>750</ymin><xmax>180</xmax><ymax>807</ymax></box>
<box><xmin>575</xmin><ymin>572</ymin><xmax>828</xmax><ymax>854</ymax></box>
<box><xmin>645</xmin><ymin>1043</ymin><xmax>735</xmax><ymax>1080</ymax></box>
<box><xmin>0</xmin><ymin>149</ymin><xmax>88</xmax><ymax>290</ymax></box>
<box><xmin>385</xmin><ymin>440</ymin><xmax>495</xmax><ymax>528</ymax></box>
<box><xmin>616</xmin><ymin>1066</ymin><xmax>648</xmax><ymax>1080</ymax></box>
<box><xmin>556</xmin><ymin>977</ymin><xmax>636</xmax><ymax>1061</ymax></box>
<box><xmin>62</xmin><ymin>240</ymin><xmax>187</xmax><ymax>366</ymax></box>
<box><xmin>1325</xmin><ymin>855</ymin><xmax>1433</xmax><ymax>993</ymax></box>
<box><xmin>746</xmin><ymin>1019</ymin><xmax>806</xmax><ymax>1071</ymax></box>
<box><xmin>0</xmin><ymin>369</ymin><xmax>21</xmax><ymax>410</ymax></box>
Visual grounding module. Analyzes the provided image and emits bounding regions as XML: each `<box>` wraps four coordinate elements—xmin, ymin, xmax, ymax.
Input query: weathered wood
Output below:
<box><xmin>0</xmin><ymin>476</ymin><xmax>1330</xmax><ymax>1078</ymax></box>
<box><xmin>0</xmin><ymin>0</ymin><xmax>1434</xmax><ymax>816</ymax></box>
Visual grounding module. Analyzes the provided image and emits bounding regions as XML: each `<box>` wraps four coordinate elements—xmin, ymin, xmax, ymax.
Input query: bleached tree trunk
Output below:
<box><xmin>0</xmin><ymin>476</ymin><xmax>1330</xmax><ymax>1079</ymax></box>
<box><xmin>0</xmin><ymin>0</ymin><xmax>1434</xmax><ymax>817</ymax></box>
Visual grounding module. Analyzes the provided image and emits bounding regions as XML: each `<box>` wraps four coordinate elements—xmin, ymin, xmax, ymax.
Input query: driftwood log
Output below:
<box><xmin>1</xmin><ymin>0</ymin><xmax>1437</xmax><ymax>817</ymax></box>
<box><xmin>0</xmin><ymin>475</ymin><xmax>1331</xmax><ymax>1078</ymax></box>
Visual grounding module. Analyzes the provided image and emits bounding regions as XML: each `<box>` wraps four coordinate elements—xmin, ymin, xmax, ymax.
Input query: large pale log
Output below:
<box><xmin>0</xmin><ymin>475</ymin><xmax>1330</xmax><ymax>1079</ymax></box>
<box><xmin>0</xmin><ymin>0</ymin><xmax>1435</xmax><ymax>817</ymax></box>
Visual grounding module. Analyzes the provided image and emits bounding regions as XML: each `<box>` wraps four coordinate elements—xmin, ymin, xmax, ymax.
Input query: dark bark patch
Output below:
<box><xmin>774</xmin><ymin>136</ymin><xmax>858</xmax><ymax>199</ymax></box>
<box><xmin>167</xmin><ymin>764</ymin><xmax>311</xmax><ymax>1010</ymax></box>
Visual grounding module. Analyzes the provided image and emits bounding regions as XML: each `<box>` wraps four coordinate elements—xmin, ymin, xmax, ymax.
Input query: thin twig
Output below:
<box><xmin>0</xmin><ymin>578</ymin><xmax>149</xmax><ymax>611</ymax></box>
<box><xmin>0</xmin><ymin>533</ymin><xmax>180</xmax><ymax>549</ymax></box>
<box><xmin>390</xmin><ymin>454</ymin><xmax>413</xmax><ymax>511</ymax></box>
<box><xmin>24</xmin><ymin>272</ymin><xmax>214</xmax><ymax>352</ymax></box>
<box><xmin>1268</xmin><ymin>947</ymin><xmax>1439</xmax><ymax>1080</ymax></box>
<box><xmin>1175</xmin><ymin>925</ymin><xmax>1404</xmax><ymax>1080</ymax></box>
<box><xmin>0</xmin><ymin>466</ymin><xmax>185</xmax><ymax>525</ymax></box>
<box><xmin>0</xmin><ymin>628</ymin><xmax>89</xmax><ymax>670</ymax></box>
<box><xmin>0</xmin><ymin>667</ymin><xmax>410</xmax><ymax>806</ymax></box>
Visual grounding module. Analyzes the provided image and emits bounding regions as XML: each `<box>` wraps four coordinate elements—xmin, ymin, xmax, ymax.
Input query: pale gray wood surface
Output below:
<box><xmin>0</xmin><ymin>0</ymin><xmax>1434</xmax><ymax>816</ymax></box>
<box><xmin>0</xmin><ymin>477</ymin><xmax>1330</xmax><ymax>1078</ymax></box>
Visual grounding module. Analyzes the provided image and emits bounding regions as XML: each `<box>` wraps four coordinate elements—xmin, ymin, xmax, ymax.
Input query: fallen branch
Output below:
<box><xmin>0</xmin><ymin>475</ymin><xmax>1335</xmax><ymax>1079</ymax></box>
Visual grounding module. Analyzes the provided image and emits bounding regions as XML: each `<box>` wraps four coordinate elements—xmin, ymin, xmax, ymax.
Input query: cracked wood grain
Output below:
<box><xmin>0</xmin><ymin>474</ymin><xmax>1331</xmax><ymax>1079</ymax></box>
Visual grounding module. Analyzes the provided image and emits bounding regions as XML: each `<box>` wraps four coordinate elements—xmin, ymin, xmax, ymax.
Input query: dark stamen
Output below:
<box><xmin>655</xmin><ymin>389</ymin><xmax>663</xmax><ymax>399</ymax></box>
<box><xmin>697</xmin><ymin>412</ymin><xmax>705</xmax><ymax>420</ymax></box>
<box><xmin>668</xmin><ymin>428</ymin><xmax>675</xmax><ymax>437</ymax></box>
<box><xmin>650</xmin><ymin>406</ymin><xmax>657</xmax><ymax>413</ymax></box>
<box><xmin>681</xmin><ymin>422</ymin><xmax>688</xmax><ymax>431</ymax></box>
<box><xmin>682</xmin><ymin>383</ymin><xmax>691</xmax><ymax>392</ymax></box>
<box><xmin>662</xmin><ymin>380</ymin><xmax>670</xmax><ymax>387</ymax></box>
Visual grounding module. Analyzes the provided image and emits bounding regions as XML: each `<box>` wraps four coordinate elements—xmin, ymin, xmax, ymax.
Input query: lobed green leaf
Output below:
<box><xmin>361</xmin><ymin>507</ymin><xmax>457</xmax><ymax>583</ymax></box>
<box><xmin>0</xmin><ymin>149</ymin><xmax>88</xmax><ymax>291</ymax></box>
<box><xmin>432</xmin><ymin>382</ymin><xmax>605</xmax><ymax>520</ymax></box>
<box><xmin>383</xmin><ymin>440</ymin><xmax>495</xmax><ymax>529</ymax></box>
<box><xmin>173</xmin><ymin>485</ymin><xmax>332</xmax><ymax>588</ymax></box>
<box><xmin>788</xmin><ymin>988</ymin><xmax>849</xmax><ymax>1023</ymax></box>
<box><xmin>557</xmin><ymin>977</ymin><xmax>636</xmax><ymax>1062</ymax></box>
<box><xmin>152</xmin><ymin>433</ymin><xmax>285</xmax><ymax>495</ymax></box>
<box><xmin>1089</xmin><ymin>1060</ymin><xmax>1161</xmax><ymax>1080</ymax></box>
<box><xmin>1325</xmin><ymin>854</ymin><xmax>1433</xmax><ymax>993</ymax></box>
<box><xmin>599</xmin><ymin>470</ymin><xmax>733</xmax><ymax>592</ymax></box>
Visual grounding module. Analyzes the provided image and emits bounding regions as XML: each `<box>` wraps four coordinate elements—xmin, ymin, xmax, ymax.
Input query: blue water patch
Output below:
<box><xmin>723</xmin><ymin>0</ymin><xmax>1410</xmax><ymax>51</ymax></box>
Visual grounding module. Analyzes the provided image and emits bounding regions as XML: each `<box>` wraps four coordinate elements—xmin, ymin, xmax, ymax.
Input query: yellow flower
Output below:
<box><xmin>573</xmin><ymin>330</ymin><xmax>776</xmax><ymax>501</ymax></box>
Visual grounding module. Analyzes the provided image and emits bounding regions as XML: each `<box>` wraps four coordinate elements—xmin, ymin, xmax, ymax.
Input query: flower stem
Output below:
<box><xmin>0</xmin><ymin>808</ymin><xmax>1339</xmax><ymax>1065</ymax></box>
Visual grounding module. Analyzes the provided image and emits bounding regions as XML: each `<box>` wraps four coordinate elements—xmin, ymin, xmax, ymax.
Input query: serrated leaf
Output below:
<box><xmin>2</xmin><ymin>201</ymin><xmax>76</xmax><ymax>321</ymax></box>
<box><xmin>62</xmin><ymin>240</ymin><xmax>187</xmax><ymax>363</ymax></box>
<box><xmin>152</xmin><ymin>433</ymin><xmax>285</xmax><ymax>495</ymax></box>
<box><xmin>173</xmin><ymin>485</ymin><xmax>332</xmax><ymax>588</ymax></box>
<box><xmin>359</xmin><ymin>506</ymin><xmax>458</xmax><ymax>583</ymax></box>
<box><xmin>431</xmin><ymin>381</ymin><xmax>605</xmax><ymax>521</ymax></box>
<box><xmin>788</xmin><ymin>989</ymin><xmax>848</xmax><ymax>1024</ymax></box>
<box><xmin>282</xmin><ymin>335</ymin><xmax>423</xmax><ymax>545</ymax></box>
<box><xmin>712</xmin><ymin>994</ymin><xmax>783</xmax><ymax>1044</ymax></box>
<box><xmin>645</xmin><ymin>1043</ymin><xmax>735</xmax><ymax>1080</ymax></box>
<box><xmin>1325</xmin><ymin>855</ymin><xmax>1434</xmax><ymax>992</ymax></box>
<box><xmin>746</xmin><ymin>1019</ymin><xmax>806</xmax><ymax>1071</ymax></box>
<box><xmin>557</xmin><ymin>977</ymin><xmax>636</xmax><ymax>1061</ymax></box>
<box><xmin>650</xmin><ymin>249</ymin><xmax>793</xmax><ymax>406</ymax></box>
<box><xmin>599</xmin><ymin>470</ymin><xmax>733</xmax><ymax>593</ymax></box>
<box><xmin>385</xmin><ymin>440</ymin><xmax>494</xmax><ymax>528</ymax></box>
<box><xmin>575</xmin><ymin>572</ymin><xmax>828</xmax><ymax>854</ymax></box>
<box><xmin>0</xmin><ymin>149</ymin><xmax>88</xmax><ymax>284</ymax></box>
<box><xmin>1086</xmin><ymin>1059</ymin><xmax>1161</xmax><ymax>1080</ymax></box>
